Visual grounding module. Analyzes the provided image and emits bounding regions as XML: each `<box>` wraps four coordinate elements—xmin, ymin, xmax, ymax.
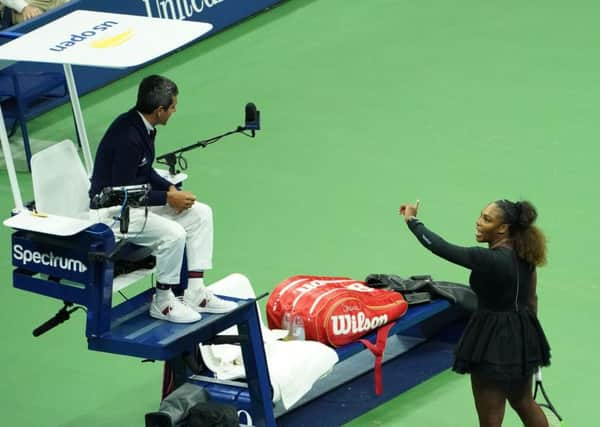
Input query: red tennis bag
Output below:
<box><xmin>267</xmin><ymin>275</ymin><xmax>408</xmax><ymax>347</ymax></box>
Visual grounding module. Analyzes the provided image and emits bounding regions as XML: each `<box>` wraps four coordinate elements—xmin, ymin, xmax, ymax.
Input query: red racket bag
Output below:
<box><xmin>266</xmin><ymin>275</ymin><xmax>408</xmax><ymax>347</ymax></box>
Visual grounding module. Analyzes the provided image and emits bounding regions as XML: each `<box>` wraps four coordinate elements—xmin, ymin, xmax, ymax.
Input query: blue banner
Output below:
<box><xmin>78</xmin><ymin>0</ymin><xmax>281</xmax><ymax>30</ymax></box>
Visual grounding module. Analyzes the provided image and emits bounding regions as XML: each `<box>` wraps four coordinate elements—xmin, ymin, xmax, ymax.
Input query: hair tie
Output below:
<box><xmin>514</xmin><ymin>201</ymin><xmax>522</xmax><ymax>217</ymax></box>
<box><xmin>513</xmin><ymin>201</ymin><xmax>526</xmax><ymax>229</ymax></box>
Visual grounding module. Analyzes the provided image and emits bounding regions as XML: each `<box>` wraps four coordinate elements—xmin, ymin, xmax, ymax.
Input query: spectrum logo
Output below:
<box><xmin>48</xmin><ymin>20</ymin><xmax>134</xmax><ymax>52</ymax></box>
<box><xmin>13</xmin><ymin>244</ymin><xmax>88</xmax><ymax>273</ymax></box>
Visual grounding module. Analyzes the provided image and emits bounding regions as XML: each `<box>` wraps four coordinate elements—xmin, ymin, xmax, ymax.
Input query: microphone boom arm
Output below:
<box><xmin>156</xmin><ymin>126</ymin><xmax>254</xmax><ymax>176</ymax></box>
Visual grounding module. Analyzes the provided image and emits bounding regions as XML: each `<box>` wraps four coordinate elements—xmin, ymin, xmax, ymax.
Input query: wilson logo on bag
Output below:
<box><xmin>267</xmin><ymin>275</ymin><xmax>408</xmax><ymax>347</ymax></box>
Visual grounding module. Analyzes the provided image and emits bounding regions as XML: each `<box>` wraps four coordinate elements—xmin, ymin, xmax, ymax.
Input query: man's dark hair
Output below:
<box><xmin>135</xmin><ymin>75</ymin><xmax>179</xmax><ymax>114</ymax></box>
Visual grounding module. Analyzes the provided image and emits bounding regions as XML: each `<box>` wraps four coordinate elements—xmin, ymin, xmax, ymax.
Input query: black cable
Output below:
<box><xmin>177</xmin><ymin>154</ymin><xmax>187</xmax><ymax>172</ymax></box>
<box><xmin>127</xmin><ymin>198</ymin><xmax>150</xmax><ymax>239</ymax></box>
<box><xmin>170</xmin><ymin>134</ymin><xmax>225</xmax><ymax>173</ymax></box>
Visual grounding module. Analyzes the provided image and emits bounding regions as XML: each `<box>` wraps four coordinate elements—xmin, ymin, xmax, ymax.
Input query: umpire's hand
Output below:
<box><xmin>167</xmin><ymin>187</ymin><xmax>197</xmax><ymax>213</ymax></box>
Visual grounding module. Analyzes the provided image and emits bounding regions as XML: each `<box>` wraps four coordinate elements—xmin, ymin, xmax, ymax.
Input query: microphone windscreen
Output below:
<box><xmin>245</xmin><ymin>102</ymin><xmax>256</xmax><ymax>123</ymax></box>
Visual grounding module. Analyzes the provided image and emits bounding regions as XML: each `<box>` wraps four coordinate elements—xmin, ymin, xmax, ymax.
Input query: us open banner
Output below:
<box><xmin>2</xmin><ymin>0</ymin><xmax>284</xmax><ymax>113</ymax></box>
<box><xmin>0</xmin><ymin>10</ymin><xmax>213</xmax><ymax>68</ymax></box>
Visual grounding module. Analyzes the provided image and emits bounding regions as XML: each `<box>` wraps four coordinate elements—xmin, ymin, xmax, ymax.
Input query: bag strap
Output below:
<box><xmin>358</xmin><ymin>322</ymin><xmax>395</xmax><ymax>395</ymax></box>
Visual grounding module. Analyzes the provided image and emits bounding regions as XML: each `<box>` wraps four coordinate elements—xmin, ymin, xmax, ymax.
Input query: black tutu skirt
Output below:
<box><xmin>452</xmin><ymin>308</ymin><xmax>551</xmax><ymax>382</ymax></box>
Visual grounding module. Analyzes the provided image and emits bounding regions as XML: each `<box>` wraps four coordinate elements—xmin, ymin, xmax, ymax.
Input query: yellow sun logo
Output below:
<box><xmin>90</xmin><ymin>29</ymin><xmax>134</xmax><ymax>48</ymax></box>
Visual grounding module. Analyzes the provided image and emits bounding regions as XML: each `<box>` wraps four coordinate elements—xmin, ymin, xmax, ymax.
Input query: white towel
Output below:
<box><xmin>200</xmin><ymin>273</ymin><xmax>339</xmax><ymax>409</ymax></box>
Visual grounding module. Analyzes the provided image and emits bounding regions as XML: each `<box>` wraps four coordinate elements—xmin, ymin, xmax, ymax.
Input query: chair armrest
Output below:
<box><xmin>4</xmin><ymin>210</ymin><xmax>93</xmax><ymax>236</ymax></box>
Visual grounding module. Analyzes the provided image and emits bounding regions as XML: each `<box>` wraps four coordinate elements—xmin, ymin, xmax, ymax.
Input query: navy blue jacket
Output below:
<box><xmin>89</xmin><ymin>108</ymin><xmax>172</xmax><ymax>206</ymax></box>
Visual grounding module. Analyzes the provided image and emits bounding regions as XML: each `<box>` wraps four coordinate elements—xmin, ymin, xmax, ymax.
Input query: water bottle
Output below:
<box><xmin>291</xmin><ymin>314</ymin><xmax>305</xmax><ymax>341</ymax></box>
<box><xmin>281</xmin><ymin>312</ymin><xmax>293</xmax><ymax>339</ymax></box>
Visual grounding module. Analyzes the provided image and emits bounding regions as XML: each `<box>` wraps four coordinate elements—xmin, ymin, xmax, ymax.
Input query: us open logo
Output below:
<box><xmin>48</xmin><ymin>20</ymin><xmax>135</xmax><ymax>52</ymax></box>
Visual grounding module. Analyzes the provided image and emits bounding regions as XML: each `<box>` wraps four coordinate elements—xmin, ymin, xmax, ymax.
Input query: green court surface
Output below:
<box><xmin>0</xmin><ymin>1</ymin><xmax>597</xmax><ymax>425</ymax></box>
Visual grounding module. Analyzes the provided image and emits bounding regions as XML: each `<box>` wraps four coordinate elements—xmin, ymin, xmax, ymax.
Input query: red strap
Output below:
<box><xmin>161</xmin><ymin>361</ymin><xmax>174</xmax><ymax>399</ymax></box>
<box><xmin>359</xmin><ymin>322</ymin><xmax>394</xmax><ymax>395</ymax></box>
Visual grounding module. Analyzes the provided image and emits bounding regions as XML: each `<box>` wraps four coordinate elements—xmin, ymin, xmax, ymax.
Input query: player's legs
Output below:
<box><xmin>471</xmin><ymin>372</ymin><xmax>507</xmax><ymax>427</ymax></box>
<box><xmin>507</xmin><ymin>376</ymin><xmax>548</xmax><ymax>427</ymax></box>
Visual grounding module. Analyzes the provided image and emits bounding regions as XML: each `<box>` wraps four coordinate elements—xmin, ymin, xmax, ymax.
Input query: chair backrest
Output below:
<box><xmin>31</xmin><ymin>141</ymin><xmax>154</xmax><ymax>293</ymax></box>
<box><xmin>31</xmin><ymin>140</ymin><xmax>90</xmax><ymax>219</ymax></box>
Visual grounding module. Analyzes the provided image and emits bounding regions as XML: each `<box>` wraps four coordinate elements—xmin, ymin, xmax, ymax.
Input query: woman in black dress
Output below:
<box><xmin>399</xmin><ymin>199</ymin><xmax>551</xmax><ymax>427</ymax></box>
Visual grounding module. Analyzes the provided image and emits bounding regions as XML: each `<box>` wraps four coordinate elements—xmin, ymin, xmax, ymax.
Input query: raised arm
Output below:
<box><xmin>406</xmin><ymin>217</ymin><xmax>499</xmax><ymax>271</ymax></box>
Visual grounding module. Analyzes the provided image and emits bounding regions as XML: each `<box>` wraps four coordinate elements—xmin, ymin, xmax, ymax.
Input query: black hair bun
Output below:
<box><xmin>517</xmin><ymin>200</ymin><xmax>537</xmax><ymax>228</ymax></box>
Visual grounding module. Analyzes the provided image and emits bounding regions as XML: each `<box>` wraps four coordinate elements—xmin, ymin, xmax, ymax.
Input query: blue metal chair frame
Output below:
<box><xmin>10</xmin><ymin>217</ymin><xmax>465</xmax><ymax>427</ymax></box>
<box><xmin>0</xmin><ymin>68</ymin><xmax>68</xmax><ymax>170</ymax></box>
<box><xmin>188</xmin><ymin>300</ymin><xmax>466</xmax><ymax>426</ymax></box>
<box><xmin>10</xmin><ymin>222</ymin><xmax>276</xmax><ymax>426</ymax></box>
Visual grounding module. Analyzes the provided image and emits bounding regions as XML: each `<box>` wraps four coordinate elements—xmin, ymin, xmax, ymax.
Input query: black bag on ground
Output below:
<box><xmin>188</xmin><ymin>402</ymin><xmax>238</xmax><ymax>427</ymax></box>
<box><xmin>365</xmin><ymin>274</ymin><xmax>478</xmax><ymax>313</ymax></box>
<box><xmin>145</xmin><ymin>383</ymin><xmax>238</xmax><ymax>427</ymax></box>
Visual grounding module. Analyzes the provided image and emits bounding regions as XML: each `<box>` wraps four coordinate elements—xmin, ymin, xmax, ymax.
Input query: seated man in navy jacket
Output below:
<box><xmin>89</xmin><ymin>75</ymin><xmax>236</xmax><ymax>323</ymax></box>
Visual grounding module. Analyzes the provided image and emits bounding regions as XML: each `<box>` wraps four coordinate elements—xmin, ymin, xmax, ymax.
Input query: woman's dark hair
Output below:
<box><xmin>495</xmin><ymin>199</ymin><xmax>547</xmax><ymax>266</ymax></box>
<box><xmin>135</xmin><ymin>75</ymin><xmax>178</xmax><ymax>114</ymax></box>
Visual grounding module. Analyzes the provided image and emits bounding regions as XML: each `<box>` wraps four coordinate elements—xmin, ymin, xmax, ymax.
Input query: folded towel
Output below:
<box><xmin>200</xmin><ymin>273</ymin><xmax>339</xmax><ymax>409</ymax></box>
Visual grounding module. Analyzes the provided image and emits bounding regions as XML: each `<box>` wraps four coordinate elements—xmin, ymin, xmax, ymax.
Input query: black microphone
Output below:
<box><xmin>244</xmin><ymin>102</ymin><xmax>260</xmax><ymax>135</ymax></box>
<box><xmin>32</xmin><ymin>304</ymin><xmax>79</xmax><ymax>337</ymax></box>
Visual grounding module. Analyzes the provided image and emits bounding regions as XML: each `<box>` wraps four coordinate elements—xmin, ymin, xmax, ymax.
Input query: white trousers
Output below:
<box><xmin>90</xmin><ymin>202</ymin><xmax>213</xmax><ymax>284</ymax></box>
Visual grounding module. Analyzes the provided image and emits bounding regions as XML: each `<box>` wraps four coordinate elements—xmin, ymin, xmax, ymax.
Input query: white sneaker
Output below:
<box><xmin>183</xmin><ymin>288</ymin><xmax>238</xmax><ymax>314</ymax></box>
<box><xmin>150</xmin><ymin>292</ymin><xmax>202</xmax><ymax>323</ymax></box>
